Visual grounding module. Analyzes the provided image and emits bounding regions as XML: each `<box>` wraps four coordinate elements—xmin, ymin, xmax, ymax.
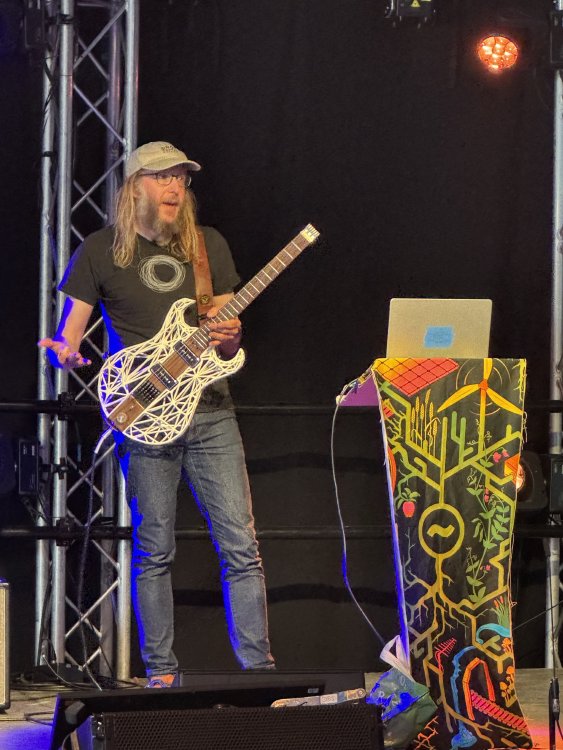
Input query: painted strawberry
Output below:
<box><xmin>398</xmin><ymin>489</ymin><xmax>420</xmax><ymax>518</ymax></box>
<box><xmin>402</xmin><ymin>500</ymin><xmax>416</xmax><ymax>518</ymax></box>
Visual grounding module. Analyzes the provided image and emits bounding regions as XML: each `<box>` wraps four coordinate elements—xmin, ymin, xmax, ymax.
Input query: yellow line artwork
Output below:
<box><xmin>372</xmin><ymin>357</ymin><xmax>532</xmax><ymax>750</ymax></box>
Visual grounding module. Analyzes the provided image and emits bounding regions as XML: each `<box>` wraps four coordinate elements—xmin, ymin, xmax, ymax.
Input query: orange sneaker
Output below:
<box><xmin>146</xmin><ymin>673</ymin><xmax>178</xmax><ymax>688</ymax></box>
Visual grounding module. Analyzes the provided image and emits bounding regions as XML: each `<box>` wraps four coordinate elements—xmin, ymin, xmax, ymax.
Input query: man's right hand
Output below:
<box><xmin>38</xmin><ymin>338</ymin><xmax>92</xmax><ymax>369</ymax></box>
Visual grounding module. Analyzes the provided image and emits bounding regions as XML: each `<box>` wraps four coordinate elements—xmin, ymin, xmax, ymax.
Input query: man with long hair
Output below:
<box><xmin>39</xmin><ymin>141</ymin><xmax>275</xmax><ymax>687</ymax></box>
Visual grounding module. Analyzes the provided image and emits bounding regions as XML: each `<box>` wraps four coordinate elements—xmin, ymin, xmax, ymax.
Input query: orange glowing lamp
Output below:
<box><xmin>515</xmin><ymin>461</ymin><xmax>526</xmax><ymax>492</ymax></box>
<box><xmin>477</xmin><ymin>35</ymin><xmax>519</xmax><ymax>73</ymax></box>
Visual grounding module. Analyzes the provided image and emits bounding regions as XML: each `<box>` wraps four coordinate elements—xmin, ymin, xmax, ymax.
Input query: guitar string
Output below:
<box><xmin>189</xmin><ymin>239</ymin><xmax>308</xmax><ymax>352</ymax></box>
<box><xmin>133</xmin><ymin>238</ymin><xmax>309</xmax><ymax>375</ymax></box>
<box><xmin>141</xmin><ymin>241</ymin><xmax>309</xmax><ymax>407</ymax></box>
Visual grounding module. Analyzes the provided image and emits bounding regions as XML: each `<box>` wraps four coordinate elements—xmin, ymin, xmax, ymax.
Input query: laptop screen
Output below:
<box><xmin>386</xmin><ymin>298</ymin><xmax>492</xmax><ymax>358</ymax></box>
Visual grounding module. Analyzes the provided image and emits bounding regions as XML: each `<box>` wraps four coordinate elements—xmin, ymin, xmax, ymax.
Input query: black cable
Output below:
<box><xmin>543</xmin><ymin>533</ymin><xmax>561</xmax><ymax>750</ymax></box>
<box><xmin>330</xmin><ymin>381</ymin><xmax>386</xmax><ymax>648</ymax></box>
<box><xmin>35</xmin><ymin>657</ymin><xmax>89</xmax><ymax>690</ymax></box>
<box><xmin>23</xmin><ymin>712</ymin><xmax>53</xmax><ymax>727</ymax></box>
<box><xmin>28</xmin><ymin>431</ymin><xmax>121</xmax><ymax>690</ymax></box>
<box><xmin>35</xmin><ymin>566</ymin><xmax>52</xmax><ymax>667</ymax></box>
<box><xmin>512</xmin><ymin>599</ymin><xmax>563</xmax><ymax>632</ymax></box>
<box><xmin>36</xmin><ymin>487</ymin><xmax>51</xmax><ymax>522</ymax></box>
<box><xmin>20</xmin><ymin>492</ymin><xmax>49</xmax><ymax>525</ymax></box>
<box><xmin>9</xmin><ymin>675</ymin><xmax>73</xmax><ymax>695</ymax></box>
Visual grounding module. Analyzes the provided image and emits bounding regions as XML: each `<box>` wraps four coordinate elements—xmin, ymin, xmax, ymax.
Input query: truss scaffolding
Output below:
<box><xmin>36</xmin><ymin>0</ymin><xmax>138</xmax><ymax>681</ymax></box>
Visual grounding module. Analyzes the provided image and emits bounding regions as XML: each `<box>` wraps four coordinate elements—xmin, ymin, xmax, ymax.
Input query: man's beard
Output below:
<box><xmin>136</xmin><ymin>192</ymin><xmax>182</xmax><ymax>244</ymax></box>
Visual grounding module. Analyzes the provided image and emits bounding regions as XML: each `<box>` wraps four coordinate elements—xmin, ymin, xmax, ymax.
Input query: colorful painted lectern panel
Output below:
<box><xmin>372</xmin><ymin>358</ymin><xmax>532</xmax><ymax>750</ymax></box>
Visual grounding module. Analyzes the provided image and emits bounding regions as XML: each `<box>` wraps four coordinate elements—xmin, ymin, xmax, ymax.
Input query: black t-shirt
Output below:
<box><xmin>60</xmin><ymin>225</ymin><xmax>241</xmax><ymax>410</ymax></box>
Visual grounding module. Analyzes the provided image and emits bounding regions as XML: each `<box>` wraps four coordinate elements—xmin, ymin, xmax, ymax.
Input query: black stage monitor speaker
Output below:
<box><xmin>50</xmin><ymin>672</ymin><xmax>380</xmax><ymax>750</ymax></box>
<box><xmin>74</xmin><ymin>702</ymin><xmax>381</xmax><ymax>750</ymax></box>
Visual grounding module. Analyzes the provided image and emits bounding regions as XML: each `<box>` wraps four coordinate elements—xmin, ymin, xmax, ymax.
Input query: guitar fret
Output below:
<box><xmin>219</xmin><ymin>301</ymin><xmax>243</xmax><ymax>320</ymax></box>
<box><xmin>192</xmin><ymin>331</ymin><xmax>209</xmax><ymax>347</ymax></box>
<box><xmin>223</xmin><ymin>229</ymin><xmax>318</xmax><ymax>321</ymax></box>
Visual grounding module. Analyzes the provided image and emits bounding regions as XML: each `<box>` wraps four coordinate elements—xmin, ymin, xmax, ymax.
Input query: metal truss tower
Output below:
<box><xmin>36</xmin><ymin>0</ymin><xmax>139</xmax><ymax>681</ymax></box>
<box><xmin>549</xmin><ymin>0</ymin><xmax>563</xmax><ymax>670</ymax></box>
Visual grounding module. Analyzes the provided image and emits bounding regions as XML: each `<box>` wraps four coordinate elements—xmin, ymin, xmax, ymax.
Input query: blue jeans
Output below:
<box><xmin>120</xmin><ymin>409</ymin><xmax>274</xmax><ymax>676</ymax></box>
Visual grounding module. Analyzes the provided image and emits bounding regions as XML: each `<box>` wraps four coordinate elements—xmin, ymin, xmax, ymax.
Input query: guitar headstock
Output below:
<box><xmin>300</xmin><ymin>224</ymin><xmax>320</xmax><ymax>245</ymax></box>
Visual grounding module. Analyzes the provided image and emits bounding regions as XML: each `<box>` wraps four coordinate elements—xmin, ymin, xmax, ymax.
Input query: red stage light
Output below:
<box><xmin>477</xmin><ymin>35</ymin><xmax>519</xmax><ymax>74</ymax></box>
<box><xmin>515</xmin><ymin>461</ymin><xmax>526</xmax><ymax>493</ymax></box>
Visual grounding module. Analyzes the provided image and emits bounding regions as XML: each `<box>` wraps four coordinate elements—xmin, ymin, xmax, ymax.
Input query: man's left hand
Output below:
<box><xmin>206</xmin><ymin>306</ymin><xmax>242</xmax><ymax>358</ymax></box>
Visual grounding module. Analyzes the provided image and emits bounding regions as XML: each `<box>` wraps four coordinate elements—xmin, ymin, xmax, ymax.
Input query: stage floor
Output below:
<box><xmin>0</xmin><ymin>668</ymin><xmax>557</xmax><ymax>749</ymax></box>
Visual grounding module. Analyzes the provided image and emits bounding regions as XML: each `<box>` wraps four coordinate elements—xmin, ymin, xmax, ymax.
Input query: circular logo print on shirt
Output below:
<box><xmin>138</xmin><ymin>255</ymin><xmax>186</xmax><ymax>293</ymax></box>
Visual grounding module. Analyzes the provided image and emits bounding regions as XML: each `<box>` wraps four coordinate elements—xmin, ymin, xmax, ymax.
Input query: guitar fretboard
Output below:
<box><xmin>190</xmin><ymin>223</ymin><xmax>319</xmax><ymax>350</ymax></box>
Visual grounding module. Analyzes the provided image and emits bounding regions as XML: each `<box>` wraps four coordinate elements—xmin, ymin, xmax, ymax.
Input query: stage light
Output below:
<box><xmin>385</xmin><ymin>0</ymin><xmax>435</xmax><ymax>24</ymax></box>
<box><xmin>515</xmin><ymin>461</ymin><xmax>525</xmax><ymax>493</ymax></box>
<box><xmin>476</xmin><ymin>34</ymin><xmax>519</xmax><ymax>74</ymax></box>
<box><xmin>515</xmin><ymin>451</ymin><xmax>548</xmax><ymax>515</ymax></box>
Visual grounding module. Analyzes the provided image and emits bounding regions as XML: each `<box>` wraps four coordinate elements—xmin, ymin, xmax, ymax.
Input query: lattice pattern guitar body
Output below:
<box><xmin>98</xmin><ymin>298</ymin><xmax>245</xmax><ymax>445</ymax></box>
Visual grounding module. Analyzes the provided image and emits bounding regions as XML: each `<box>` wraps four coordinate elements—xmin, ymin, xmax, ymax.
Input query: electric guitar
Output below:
<box><xmin>98</xmin><ymin>224</ymin><xmax>320</xmax><ymax>445</ymax></box>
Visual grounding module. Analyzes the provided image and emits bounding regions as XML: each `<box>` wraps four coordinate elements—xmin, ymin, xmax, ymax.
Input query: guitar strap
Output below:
<box><xmin>194</xmin><ymin>230</ymin><xmax>214</xmax><ymax>324</ymax></box>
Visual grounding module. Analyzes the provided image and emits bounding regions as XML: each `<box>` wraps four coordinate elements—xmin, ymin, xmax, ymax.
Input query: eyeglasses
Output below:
<box><xmin>144</xmin><ymin>172</ymin><xmax>192</xmax><ymax>187</ymax></box>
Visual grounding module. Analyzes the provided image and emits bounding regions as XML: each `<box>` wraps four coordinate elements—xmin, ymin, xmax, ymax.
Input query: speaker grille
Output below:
<box><xmin>99</xmin><ymin>702</ymin><xmax>381</xmax><ymax>750</ymax></box>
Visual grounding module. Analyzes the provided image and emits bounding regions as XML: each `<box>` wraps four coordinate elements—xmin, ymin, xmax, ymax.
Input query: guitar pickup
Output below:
<box><xmin>174</xmin><ymin>341</ymin><xmax>200</xmax><ymax>367</ymax></box>
<box><xmin>150</xmin><ymin>363</ymin><xmax>178</xmax><ymax>389</ymax></box>
<box><xmin>132</xmin><ymin>380</ymin><xmax>161</xmax><ymax>408</ymax></box>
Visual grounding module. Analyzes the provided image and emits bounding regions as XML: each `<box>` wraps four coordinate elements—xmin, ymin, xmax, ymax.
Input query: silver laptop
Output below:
<box><xmin>386</xmin><ymin>298</ymin><xmax>492</xmax><ymax>358</ymax></box>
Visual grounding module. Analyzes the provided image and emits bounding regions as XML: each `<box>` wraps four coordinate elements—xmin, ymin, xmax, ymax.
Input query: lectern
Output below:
<box><xmin>348</xmin><ymin>357</ymin><xmax>532</xmax><ymax>750</ymax></box>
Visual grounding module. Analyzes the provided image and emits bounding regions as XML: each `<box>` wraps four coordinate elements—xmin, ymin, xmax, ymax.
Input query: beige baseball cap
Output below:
<box><xmin>125</xmin><ymin>141</ymin><xmax>202</xmax><ymax>178</ymax></box>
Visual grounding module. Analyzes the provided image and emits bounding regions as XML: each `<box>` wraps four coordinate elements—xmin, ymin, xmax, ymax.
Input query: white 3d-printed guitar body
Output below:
<box><xmin>98</xmin><ymin>297</ymin><xmax>245</xmax><ymax>445</ymax></box>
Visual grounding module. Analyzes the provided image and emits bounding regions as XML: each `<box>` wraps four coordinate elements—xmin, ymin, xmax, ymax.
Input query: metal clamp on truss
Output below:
<box><xmin>51</xmin><ymin>457</ymin><xmax>69</xmax><ymax>480</ymax></box>
<box><xmin>57</xmin><ymin>391</ymin><xmax>77</xmax><ymax>421</ymax></box>
<box><xmin>55</xmin><ymin>516</ymin><xmax>75</xmax><ymax>547</ymax></box>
